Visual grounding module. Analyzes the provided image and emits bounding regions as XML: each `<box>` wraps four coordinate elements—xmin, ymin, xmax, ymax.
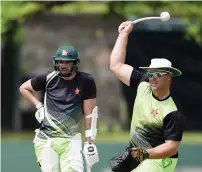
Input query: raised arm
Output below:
<box><xmin>110</xmin><ymin>21</ymin><xmax>134</xmax><ymax>86</ymax></box>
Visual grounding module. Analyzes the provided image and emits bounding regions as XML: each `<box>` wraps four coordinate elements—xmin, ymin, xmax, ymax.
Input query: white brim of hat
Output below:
<box><xmin>139</xmin><ymin>67</ymin><xmax>182</xmax><ymax>77</ymax></box>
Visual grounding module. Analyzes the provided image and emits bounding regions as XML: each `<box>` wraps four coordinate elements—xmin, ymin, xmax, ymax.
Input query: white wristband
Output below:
<box><xmin>85</xmin><ymin>130</ymin><xmax>92</xmax><ymax>138</ymax></box>
<box><xmin>36</xmin><ymin>102</ymin><xmax>43</xmax><ymax>109</ymax></box>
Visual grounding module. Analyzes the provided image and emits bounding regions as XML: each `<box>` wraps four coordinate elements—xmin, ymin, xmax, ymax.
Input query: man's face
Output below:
<box><xmin>147</xmin><ymin>70</ymin><xmax>172</xmax><ymax>91</ymax></box>
<box><xmin>57</xmin><ymin>60</ymin><xmax>74</xmax><ymax>75</ymax></box>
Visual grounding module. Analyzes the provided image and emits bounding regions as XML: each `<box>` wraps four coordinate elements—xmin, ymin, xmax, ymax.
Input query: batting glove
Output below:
<box><xmin>83</xmin><ymin>142</ymin><xmax>99</xmax><ymax>168</ymax></box>
<box><xmin>35</xmin><ymin>103</ymin><xmax>45</xmax><ymax>123</ymax></box>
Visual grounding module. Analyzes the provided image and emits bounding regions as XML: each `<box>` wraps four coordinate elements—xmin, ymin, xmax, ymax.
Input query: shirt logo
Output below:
<box><xmin>151</xmin><ymin>108</ymin><xmax>159</xmax><ymax>117</ymax></box>
<box><xmin>74</xmin><ymin>88</ymin><xmax>80</xmax><ymax>95</ymax></box>
<box><xmin>62</xmin><ymin>50</ymin><xmax>68</xmax><ymax>56</ymax></box>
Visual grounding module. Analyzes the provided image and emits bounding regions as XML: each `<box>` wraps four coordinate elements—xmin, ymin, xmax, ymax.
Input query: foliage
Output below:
<box><xmin>1</xmin><ymin>1</ymin><xmax>202</xmax><ymax>43</ymax></box>
<box><xmin>113</xmin><ymin>1</ymin><xmax>202</xmax><ymax>43</ymax></box>
<box><xmin>1</xmin><ymin>1</ymin><xmax>43</xmax><ymax>34</ymax></box>
<box><xmin>51</xmin><ymin>2</ymin><xmax>108</xmax><ymax>14</ymax></box>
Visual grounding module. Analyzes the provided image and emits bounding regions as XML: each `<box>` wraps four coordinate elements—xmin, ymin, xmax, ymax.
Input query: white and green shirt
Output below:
<box><xmin>129</xmin><ymin>68</ymin><xmax>185</xmax><ymax>158</ymax></box>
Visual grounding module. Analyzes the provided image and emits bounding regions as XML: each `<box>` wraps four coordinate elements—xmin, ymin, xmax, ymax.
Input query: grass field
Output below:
<box><xmin>1</xmin><ymin>131</ymin><xmax>202</xmax><ymax>172</ymax></box>
<box><xmin>1</xmin><ymin>131</ymin><xmax>202</xmax><ymax>144</ymax></box>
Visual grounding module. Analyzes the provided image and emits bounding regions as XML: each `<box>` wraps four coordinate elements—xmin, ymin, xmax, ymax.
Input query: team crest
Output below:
<box><xmin>62</xmin><ymin>50</ymin><xmax>68</xmax><ymax>56</ymax></box>
<box><xmin>151</xmin><ymin>108</ymin><xmax>158</xmax><ymax>117</ymax></box>
<box><xmin>74</xmin><ymin>88</ymin><xmax>80</xmax><ymax>95</ymax></box>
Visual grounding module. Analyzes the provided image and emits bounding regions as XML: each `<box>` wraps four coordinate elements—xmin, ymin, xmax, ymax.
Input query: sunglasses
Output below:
<box><xmin>147</xmin><ymin>72</ymin><xmax>168</xmax><ymax>78</ymax></box>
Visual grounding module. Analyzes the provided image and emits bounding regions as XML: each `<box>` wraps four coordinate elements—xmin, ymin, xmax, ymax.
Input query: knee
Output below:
<box><xmin>41</xmin><ymin>163</ymin><xmax>60</xmax><ymax>172</ymax></box>
<box><xmin>60</xmin><ymin>159</ymin><xmax>84</xmax><ymax>172</ymax></box>
<box><xmin>71</xmin><ymin>165</ymin><xmax>84</xmax><ymax>172</ymax></box>
<box><xmin>71</xmin><ymin>155</ymin><xmax>84</xmax><ymax>172</ymax></box>
<box><xmin>61</xmin><ymin>165</ymin><xmax>83</xmax><ymax>172</ymax></box>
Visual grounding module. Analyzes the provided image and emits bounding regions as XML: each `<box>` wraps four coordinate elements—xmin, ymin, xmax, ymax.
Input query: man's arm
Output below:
<box><xmin>19</xmin><ymin>73</ymin><xmax>47</xmax><ymax>108</ymax></box>
<box><xmin>82</xmin><ymin>74</ymin><xmax>97</xmax><ymax>143</ymax></box>
<box><xmin>83</xmin><ymin>99</ymin><xmax>99</xmax><ymax>169</ymax></box>
<box><xmin>147</xmin><ymin>111</ymin><xmax>184</xmax><ymax>159</ymax></box>
<box><xmin>147</xmin><ymin>140</ymin><xmax>180</xmax><ymax>159</ymax></box>
<box><xmin>110</xmin><ymin>21</ymin><xmax>148</xmax><ymax>87</ymax></box>
<box><xmin>19</xmin><ymin>79</ymin><xmax>41</xmax><ymax>108</ymax></box>
<box><xmin>83</xmin><ymin>98</ymin><xmax>96</xmax><ymax>143</ymax></box>
<box><xmin>110</xmin><ymin>21</ymin><xmax>134</xmax><ymax>86</ymax></box>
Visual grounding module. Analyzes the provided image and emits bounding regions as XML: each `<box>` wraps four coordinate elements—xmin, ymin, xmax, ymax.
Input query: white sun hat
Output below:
<box><xmin>139</xmin><ymin>58</ymin><xmax>182</xmax><ymax>77</ymax></box>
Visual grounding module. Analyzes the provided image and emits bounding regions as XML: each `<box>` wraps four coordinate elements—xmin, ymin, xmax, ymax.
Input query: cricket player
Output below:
<box><xmin>109</xmin><ymin>21</ymin><xmax>185</xmax><ymax>172</ymax></box>
<box><xmin>19</xmin><ymin>45</ymin><xmax>99</xmax><ymax>172</ymax></box>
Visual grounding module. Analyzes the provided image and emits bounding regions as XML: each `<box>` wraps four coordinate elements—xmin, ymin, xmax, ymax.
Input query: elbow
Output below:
<box><xmin>110</xmin><ymin>62</ymin><xmax>121</xmax><ymax>74</ymax></box>
<box><xmin>109</xmin><ymin>59</ymin><xmax>114</xmax><ymax>71</ymax></box>
<box><xmin>110</xmin><ymin>64</ymin><xmax>116</xmax><ymax>72</ymax></box>
<box><xmin>19</xmin><ymin>80</ymin><xmax>34</xmax><ymax>96</ymax></box>
<box><xmin>169</xmin><ymin>148</ymin><xmax>178</xmax><ymax>157</ymax></box>
<box><xmin>19</xmin><ymin>84</ymin><xmax>24</xmax><ymax>94</ymax></box>
<box><xmin>19</xmin><ymin>84</ymin><xmax>27</xmax><ymax>95</ymax></box>
<box><xmin>110</xmin><ymin>65</ymin><xmax>119</xmax><ymax>76</ymax></box>
<box><xmin>165</xmin><ymin>140</ymin><xmax>180</xmax><ymax>157</ymax></box>
<box><xmin>167</xmin><ymin>145</ymin><xmax>178</xmax><ymax>157</ymax></box>
<box><xmin>109</xmin><ymin>55</ymin><xmax>117</xmax><ymax>72</ymax></box>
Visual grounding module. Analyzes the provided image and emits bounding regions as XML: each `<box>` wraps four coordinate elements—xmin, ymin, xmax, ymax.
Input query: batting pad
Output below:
<box><xmin>70</xmin><ymin>133</ymin><xmax>84</xmax><ymax>172</ymax></box>
<box><xmin>41</xmin><ymin>139</ymin><xmax>60</xmax><ymax>172</ymax></box>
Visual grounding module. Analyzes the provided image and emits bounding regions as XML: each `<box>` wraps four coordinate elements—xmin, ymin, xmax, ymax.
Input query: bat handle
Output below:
<box><xmin>120</xmin><ymin>17</ymin><xmax>161</xmax><ymax>31</ymax></box>
<box><xmin>119</xmin><ymin>19</ymin><xmax>140</xmax><ymax>31</ymax></box>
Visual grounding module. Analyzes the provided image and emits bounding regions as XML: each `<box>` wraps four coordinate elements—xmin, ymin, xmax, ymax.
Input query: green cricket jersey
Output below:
<box><xmin>129</xmin><ymin>68</ymin><xmax>184</xmax><ymax>158</ymax></box>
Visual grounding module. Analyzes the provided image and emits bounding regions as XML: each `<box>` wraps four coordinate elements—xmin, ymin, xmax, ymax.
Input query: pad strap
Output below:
<box><xmin>86</xmin><ymin>114</ymin><xmax>93</xmax><ymax>118</ymax></box>
<box><xmin>85</xmin><ymin>129</ymin><xmax>97</xmax><ymax>138</ymax></box>
<box><xmin>84</xmin><ymin>106</ymin><xmax>98</xmax><ymax>140</ymax></box>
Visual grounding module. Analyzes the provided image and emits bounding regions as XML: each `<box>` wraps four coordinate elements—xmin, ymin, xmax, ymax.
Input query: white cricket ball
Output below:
<box><xmin>160</xmin><ymin>12</ymin><xmax>170</xmax><ymax>21</ymax></box>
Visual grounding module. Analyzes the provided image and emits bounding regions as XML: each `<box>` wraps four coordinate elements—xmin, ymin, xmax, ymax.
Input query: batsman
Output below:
<box><xmin>109</xmin><ymin>21</ymin><xmax>185</xmax><ymax>172</ymax></box>
<box><xmin>19</xmin><ymin>45</ymin><xmax>99</xmax><ymax>172</ymax></box>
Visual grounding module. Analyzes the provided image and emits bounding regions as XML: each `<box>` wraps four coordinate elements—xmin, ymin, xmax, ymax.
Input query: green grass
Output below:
<box><xmin>97</xmin><ymin>131</ymin><xmax>202</xmax><ymax>144</ymax></box>
<box><xmin>1</xmin><ymin>131</ymin><xmax>202</xmax><ymax>144</ymax></box>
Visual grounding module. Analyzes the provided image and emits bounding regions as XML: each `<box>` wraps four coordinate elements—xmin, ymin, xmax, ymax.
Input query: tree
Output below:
<box><xmin>106</xmin><ymin>1</ymin><xmax>202</xmax><ymax>43</ymax></box>
<box><xmin>2</xmin><ymin>1</ymin><xmax>202</xmax><ymax>43</ymax></box>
